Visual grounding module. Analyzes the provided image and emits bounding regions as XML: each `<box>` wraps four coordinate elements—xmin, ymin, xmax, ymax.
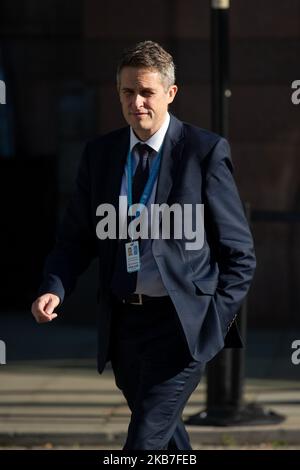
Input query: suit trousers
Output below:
<box><xmin>110</xmin><ymin>296</ymin><xmax>206</xmax><ymax>450</ymax></box>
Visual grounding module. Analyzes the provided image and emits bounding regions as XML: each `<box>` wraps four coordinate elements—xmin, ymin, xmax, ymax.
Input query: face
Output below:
<box><xmin>118</xmin><ymin>66</ymin><xmax>178</xmax><ymax>141</ymax></box>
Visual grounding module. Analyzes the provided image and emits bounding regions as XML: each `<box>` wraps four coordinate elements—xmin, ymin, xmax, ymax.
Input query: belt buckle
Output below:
<box><xmin>131</xmin><ymin>294</ymin><xmax>143</xmax><ymax>305</ymax></box>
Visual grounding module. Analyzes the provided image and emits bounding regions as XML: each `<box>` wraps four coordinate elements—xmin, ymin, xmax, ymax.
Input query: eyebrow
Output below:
<box><xmin>121</xmin><ymin>87</ymin><xmax>156</xmax><ymax>93</ymax></box>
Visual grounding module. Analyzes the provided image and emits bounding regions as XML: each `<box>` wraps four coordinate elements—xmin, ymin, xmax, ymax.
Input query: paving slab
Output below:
<box><xmin>0</xmin><ymin>360</ymin><xmax>300</xmax><ymax>448</ymax></box>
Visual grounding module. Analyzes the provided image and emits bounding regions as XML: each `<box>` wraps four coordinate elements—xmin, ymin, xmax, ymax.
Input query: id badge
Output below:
<box><xmin>125</xmin><ymin>240</ymin><xmax>141</xmax><ymax>273</ymax></box>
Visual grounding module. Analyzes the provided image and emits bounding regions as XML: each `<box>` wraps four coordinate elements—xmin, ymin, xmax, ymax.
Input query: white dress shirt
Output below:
<box><xmin>119</xmin><ymin>112</ymin><xmax>170</xmax><ymax>296</ymax></box>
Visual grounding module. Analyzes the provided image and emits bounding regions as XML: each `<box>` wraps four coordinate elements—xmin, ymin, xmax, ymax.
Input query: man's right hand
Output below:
<box><xmin>31</xmin><ymin>294</ymin><xmax>60</xmax><ymax>323</ymax></box>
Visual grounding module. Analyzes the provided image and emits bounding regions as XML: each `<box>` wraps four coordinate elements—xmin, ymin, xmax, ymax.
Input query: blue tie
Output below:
<box><xmin>111</xmin><ymin>143</ymin><xmax>150</xmax><ymax>299</ymax></box>
<box><xmin>132</xmin><ymin>143</ymin><xmax>150</xmax><ymax>204</ymax></box>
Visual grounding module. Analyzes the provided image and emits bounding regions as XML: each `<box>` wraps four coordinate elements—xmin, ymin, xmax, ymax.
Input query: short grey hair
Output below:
<box><xmin>116</xmin><ymin>40</ymin><xmax>176</xmax><ymax>91</ymax></box>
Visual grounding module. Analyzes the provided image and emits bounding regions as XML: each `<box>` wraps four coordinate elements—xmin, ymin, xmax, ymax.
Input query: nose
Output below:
<box><xmin>133</xmin><ymin>93</ymin><xmax>144</xmax><ymax>109</ymax></box>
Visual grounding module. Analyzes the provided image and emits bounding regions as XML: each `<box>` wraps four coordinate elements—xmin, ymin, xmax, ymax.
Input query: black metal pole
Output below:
<box><xmin>186</xmin><ymin>1</ymin><xmax>245</xmax><ymax>423</ymax></box>
<box><xmin>207</xmin><ymin>0</ymin><xmax>236</xmax><ymax>422</ymax></box>
<box><xmin>211</xmin><ymin>0</ymin><xmax>230</xmax><ymax>138</ymax></box>
<box><xmin>185</xmin><ymin>1</ymin><xmax>285</xmax><ymax>426</ymax></box>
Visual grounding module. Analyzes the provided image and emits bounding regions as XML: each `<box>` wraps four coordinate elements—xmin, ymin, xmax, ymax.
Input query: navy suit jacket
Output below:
<box><xmin>39</xmin><ymin>114</ymin><xmax>256</xmax><ymax>373</ymax></box>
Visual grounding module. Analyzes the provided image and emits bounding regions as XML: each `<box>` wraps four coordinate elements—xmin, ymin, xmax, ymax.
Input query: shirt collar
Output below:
<box><xmin>129</xmin><ymin>112</ymin><xmax>170</xmax><ymax>153</ymax></box>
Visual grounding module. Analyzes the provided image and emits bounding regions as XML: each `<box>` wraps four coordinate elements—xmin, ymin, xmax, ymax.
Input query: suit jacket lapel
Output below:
<box><xmin>155</xmin><ymin>114</ymin><xmax>184</xmax><ymax>205</ymax></box>
<box><xmin>105</xmin><ymin>115</ymin><xmax>184</xmax><ymax>209</ymax></box>
<box><xmin>100</xmin><ymin>116</ymin><xmax>184</xmax><ymax>275</ymax></box>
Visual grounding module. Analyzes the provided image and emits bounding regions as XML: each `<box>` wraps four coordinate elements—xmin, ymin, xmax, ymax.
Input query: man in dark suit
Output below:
<box><xmin>31</xmin><ymin>41</ymin><xmax>256</xmax><ymax>450</ymax></box>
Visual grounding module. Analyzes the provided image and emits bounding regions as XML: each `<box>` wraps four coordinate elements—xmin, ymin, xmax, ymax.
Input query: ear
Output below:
<box><xmin>167</xmin><ymin>85</ymin><xmax>178</xmax><ymax>104</ymax></box>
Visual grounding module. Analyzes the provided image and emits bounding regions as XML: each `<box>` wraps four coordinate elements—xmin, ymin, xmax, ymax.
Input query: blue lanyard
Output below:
<box><xmin>127</xmin><ymin>145</ymin><xmax>162</xmax><ymax>216</ymax></box>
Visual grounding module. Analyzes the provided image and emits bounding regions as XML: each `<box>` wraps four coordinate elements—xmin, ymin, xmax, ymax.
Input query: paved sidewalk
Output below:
<box><xmin>0</xmin><ymin>313</ymin><xmax>299</xmax><ymax>449</ymax></box>
<box><xmin>0</xmin><ymin>359</ymin><xmax>300</xmax><ymax>449</ymax></box>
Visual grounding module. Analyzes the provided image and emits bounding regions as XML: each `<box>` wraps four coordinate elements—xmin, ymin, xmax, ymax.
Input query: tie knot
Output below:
<box><xmin>135</xmin><ymin>143</ymin><xmax>151</xmax><ymax>159</ymax></box>
<box><xmin>135</xmin><ymin>143</ymin><xmax>151</xmax><ymax>171</ymax></box>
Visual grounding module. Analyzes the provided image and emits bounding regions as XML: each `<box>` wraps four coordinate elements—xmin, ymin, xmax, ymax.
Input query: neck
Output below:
<box><xmin>133</xmin><ymin>130</ymin><xmax>152</xmax><ymax>141</ymax></box>
<box><xmin>133</xmin><ymin>115</ymin><xmax>168</xmax><ymax>141</ymax></box>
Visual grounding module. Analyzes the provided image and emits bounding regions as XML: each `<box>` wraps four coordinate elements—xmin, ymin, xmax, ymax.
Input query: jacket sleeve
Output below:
<box><xmin>37</xmin><ymin>143</ymin><xmax>97</xmax><ymax>303</ymax></box>
<box><xmin>205</xmin><ymin>138</ymin><xmax>256</xmax><ymax>335</ymax></box>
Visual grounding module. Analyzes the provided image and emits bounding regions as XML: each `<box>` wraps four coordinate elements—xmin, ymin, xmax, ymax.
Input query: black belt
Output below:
<box><xmin>121</xmin><ymin>293</ymin><xmax>168</xmax><ymax>305</ymax></box>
